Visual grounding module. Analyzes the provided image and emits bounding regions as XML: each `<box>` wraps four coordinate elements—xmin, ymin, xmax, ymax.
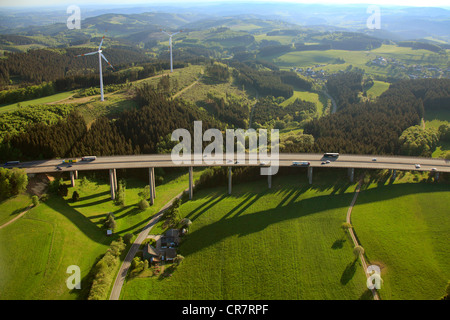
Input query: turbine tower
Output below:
<box><xmin>160</xmin><ymin>29</ymin><xmax>182</xmax><ymax>73</ymax></box>
<box><xmin>76</xmin><ymin>36</ymin><xmax>114</xmax><ymax>102</ymax></box>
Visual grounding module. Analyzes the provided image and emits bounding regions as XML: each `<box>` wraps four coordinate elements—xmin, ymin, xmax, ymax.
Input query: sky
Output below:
<box><xmin>0</xmin><ymin>0</ymin><xmax>449</xmax><ymax>8</ymax></box>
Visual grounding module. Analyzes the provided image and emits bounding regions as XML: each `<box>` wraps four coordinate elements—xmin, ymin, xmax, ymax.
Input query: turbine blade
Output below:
<box><xmin>76</xmin><ymin>51</ymin><xmax>98</xmax><ymax>57</ymax></box>
<box><xmin>101</xmin><ymin>53</ymin><xmax>114</xmax><ymax>69</ymax></box>
<box><xmin>98</xmin><ymin>36</ymin><xmax>105</xmax><ymax>51</ymax></box>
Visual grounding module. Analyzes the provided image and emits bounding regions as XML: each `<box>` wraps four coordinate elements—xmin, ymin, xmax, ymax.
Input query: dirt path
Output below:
<box><xmin>0</xmin><ymin>174</ymin><xmax>51</xmax><ymax>230</ymax></box>
<box><xmin>0</xmin><ymin>204</ymin><xmax>34</xmax><ymax>230</ymax></box>
<box><xmin>346</xmin><ymin>180</ymin><xmax>380</xmax><ymax>300</ymax></box>
<box><xmin>49</xmin><ymin>72</ymin><xmax>171</xmax><ymax>105</ymax></box>
<box><xmin>171</xmin><ymin>73</ymin><xmax>203</xmax><ymax>99</ymax></box>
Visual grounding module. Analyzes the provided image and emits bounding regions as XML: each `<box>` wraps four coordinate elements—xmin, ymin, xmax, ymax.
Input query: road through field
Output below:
<box><xmin>346</xmin><ymin>179</ymin><xmax>380</xmax><ymax>300</ymax></box>
<box><xmin>109</xmin><ymin>186</ymin><xmax>191</xmax><ymax>300</ymax></box>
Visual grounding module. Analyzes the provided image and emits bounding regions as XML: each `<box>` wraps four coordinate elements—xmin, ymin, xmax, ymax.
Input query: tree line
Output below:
<box><xmin>0</xmin><ymin>83</ymin><xmax>224</xmax><ymax>162</ymax></box>
<box><xmin>0</xmin><ymin>47</ymin><xmax>150</xmax><ymax>88</ymax></box>
<box><xmin>303</xmin><ymin>78</ymin><xmax>450</xmax><ymax>155</ymax></box>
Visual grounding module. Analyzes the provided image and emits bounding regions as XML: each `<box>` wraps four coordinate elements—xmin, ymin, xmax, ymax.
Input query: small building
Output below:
<box><xmin>143</xmin><ymin>244</ymin><xmax>160</xmax><ymax>264</ymax></box>
<box><xmin>161</xmin><ymin>229</ymin><xmax>180</xmax><ymax>248</ymax></box>
<box><xmin>161</xmin><ymin>248</ymin><xmax>177</xmax><ymax>261</ymax></box>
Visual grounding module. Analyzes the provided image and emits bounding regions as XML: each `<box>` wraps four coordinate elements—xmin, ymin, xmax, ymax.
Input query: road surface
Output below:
<box><xmin>9</xmin><ymin>153</ymin><xmax>449</xmax><ymax>174</ymax></box>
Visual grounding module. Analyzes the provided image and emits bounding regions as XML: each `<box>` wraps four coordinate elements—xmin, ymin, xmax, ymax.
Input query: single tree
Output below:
<box><xmin>31</xmin><ymin>195</ymin><xmax>39</xmax><ymax>207</ymax></box>
<box><xmin>72</xmin><ymin>191</ymin><xmax>80</xmax><ymax>202</ymax></box>
<box><xmin>353</xmin><ymin>245</ymin><xmax>365</xmax><ymax>259</ymax></box>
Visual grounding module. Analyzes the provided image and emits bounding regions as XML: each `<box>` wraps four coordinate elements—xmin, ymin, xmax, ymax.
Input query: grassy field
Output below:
<box><xmin>272</xmin><ymin>44</ymin><xmax>449</xmax><ymax>77</ymax></box>
<box><xmin>0</xmin><ymin>194</ymin><xmax>32</xmax><ymax>226</ymax></box>
<box><xmin>0</xmin><ymin>64</ymin><xmax>202</xmax><ymax>118</ymax></box>
<box><xmin>425</xmin><ymin>108</ymin><xmax>450</xmax><ymax>158</ymax></box>
<box><xmin>351</xmin><ymin>175</ymin><xmax>450</xmax><ymax>300</ymax></box>
<box><xmin>366</xmin><ymin>81</ymin><xmax>390</xmax><ymax>99</ymax></box>
<box><xmin>0</xmin><ymin>168</ymin><xmax>204</xmax><ymax>300</ymax></box>
<box><xmin>121</xmin><ymin>171</ymin><xmax>372</xmax><ymax>300</ymax></box>
<box><xmin>280</xmin><ymin>90</ymin><xmax>326</xmax><ymax>116</ymax></box>
<box><xmin>0</xmin><ymin>90</ymin><xmax>76</xmax><ymax>114</ymax></box>
<box><xmin>64</xmin><ymin>169</ymin><xmax>205</xmax><ymax>237</ymax></box>
<box><xmin>0</xmin><ymin>193</ymin><xmax>109</xmax><ymax>300</ymax></box>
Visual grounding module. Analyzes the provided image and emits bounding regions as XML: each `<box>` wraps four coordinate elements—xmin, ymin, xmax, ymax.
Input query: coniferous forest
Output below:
<box><xmin>1</xmin><ymin>75</ymin><xmax>449</xmax><ymax>162</ymax></box>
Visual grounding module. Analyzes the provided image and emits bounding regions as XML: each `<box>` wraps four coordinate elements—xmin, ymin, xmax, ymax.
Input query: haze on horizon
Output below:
<box><xmin>1</xmin><ymin>0</ymin><xmax>449</xmax><ymax>9</ymax></box>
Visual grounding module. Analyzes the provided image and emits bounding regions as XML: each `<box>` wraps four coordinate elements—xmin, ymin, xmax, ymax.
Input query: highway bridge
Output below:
<box><xmin>5</xmin><ymin>153</ymin><xmax>449</xmax><ymax>201</ymax></box>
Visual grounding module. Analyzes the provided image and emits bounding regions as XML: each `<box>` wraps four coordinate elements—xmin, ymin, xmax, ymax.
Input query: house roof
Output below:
<box><xmin>165</xmin><ymin>228</ymin><xmax>179</xmax><ymax>237</ymax></box>
<box><xmin>145</xmin><ymin>244</ymin><xmax>159</xmax><ymax>257</ymax></box>
<box><xmin>162</xmin><ymin>248</ymin><xmax>177</xmax><ymax>259</ymax></box>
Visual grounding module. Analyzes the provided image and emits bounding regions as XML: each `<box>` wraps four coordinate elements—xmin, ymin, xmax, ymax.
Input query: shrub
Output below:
<box><xmin>341</xmin><ymin>222</ymin><xmax>352</xmax><ymax>231</ymax></box>
<box><xmin>174</xmin><ymin>254</ymin><xmax>184</xmax><ymax>266</ymax></box>
<box><xmin>58</xmin><ymin>183</ymin><xmax>69</xmax><ymax>197</ymax></box>
<box><xmin>138</xmin><ymin>199</ymin><xmax>149</xmax><ymax>210</ymax></box>
<box><xmin>87</xmin><ymin>238</ymin><xmax>126</xmax><ymax>300</ymax></box>
<box><xmin>353</xmin><ymin>245</ymin><xmax>365</xmax><ymax>259</ymax></box>
<box><xmin>72</xmin><ymin>191</ymin><xmax>80</xmax><ymax>202</ymax></box>
<box><xmin>31</xmin><ymin>195</ymin><xmax>39</xmax><ymax>206</ymax></box>
<box><xmin>103</xmin><ymin>213</ymin><xmax>116</xmax><ymax>232</ymax></box>
<box><xmin>123</xmin><ymin>233</ymin><xmax>134</xmax><ymax>245</ymax></box>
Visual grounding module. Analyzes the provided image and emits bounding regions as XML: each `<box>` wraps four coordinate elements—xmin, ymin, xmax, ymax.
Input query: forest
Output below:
<box><xmin>0</xmin><ymin>84</ymin><xmax>223</xmax><ymax>162</ymax></box>
<box><xmin>304</xmin><ymin>77</ymin><xmax>450</xmax><ymax>155</ymax></box>
<box><xmin>229</xmin><ymin>61</ymin><xmax>312</xmax><ymax>99</ymax></box>
<box><xmin>0</xmin><ymin>47</ymin><xmax>150</xmax><ymax>87</ymax></box>
<box><xmin>252</xmin><ymin>96</ymin><xmax>317</xmax><ymax>128</ymax></box>
<box><xmin>326</xmin><ymin>71</ymin><xmax>364</xmax><ymax>111</ymax></box>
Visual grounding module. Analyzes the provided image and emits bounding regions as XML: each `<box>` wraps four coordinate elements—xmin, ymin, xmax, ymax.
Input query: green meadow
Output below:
<box><xmin>0</xmin><ymin>90</ymin><xmax>76</xmax><ymax>114</ymax></box>
<box><xmin>366</xmin><ymin>81</ymin><xmax>390</xmax><ymax>99</ymax></box>
<box><xmin>0</xmin><ymin>194</ymin><xmax>31</xmax><ymax>226</ymax></box>
<box><xmin>280</xmin><ymin>90</ymin><xmax>326</xmax><ymax>116</ymax></box>
<box><xmin>424</xmin><ymin>108</ymin><xmax>450</xmax><ymax>158</ymax></box>
<box><xmin>272</xmin><ymin>44</ymin><xmax>449</xmax><ymax>77</ymax></box>
<box><xmin>351</xmin><ymin>176</ymin><xmax>450</xmax><ymax>300</ymax></box>
<box><xmin>121</xmin><ymin>171</ymin><xmax>371</xmax><ymax>300</ymax></box>
<box><xmin>121</xmin><ymin>170</ymin><xmax>449</xmax><ymax>300</ymax></box>
<box><xmin>0</xmin><ymin>168</ymin><xmax>203</xmax><ymax>300</ymax></box>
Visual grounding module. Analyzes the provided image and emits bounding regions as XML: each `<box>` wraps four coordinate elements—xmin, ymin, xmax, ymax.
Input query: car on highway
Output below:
<box><xmin>81</xmin><ymin>156</ymin><xmax>97</xmax><ymax>161</ymax></box>
<box><xmin>431</xmin><ymin>168</ymin><xmax>437</xmax><ymax>171</ymax></box>
<box><xmin>415</xmin><ymin>164</ymin><xmax>421</xmax><ymax>169</ymax></box>
<box><xmin>372</xmin><ymin>158</ymin><xmax>377</xmax><ymax>161</ymax></box>
<box><xmin>56</xmin><ymin>166</ymin><xmax>62</xmax><ymax>170</ymax></box>
<box><xmin>292</xmin><ymin>161</ymin><xmax>310</xmax><ymax>166</ymax></box>
<box><xmin>4</xmin><ymin>160</ymin><xmax>20</xmax><ymax>166</ymax></box>
<box><xmin>260</xmin><ymin>161</ymin><xmax>267</xmax><ymax>166</ymax></box>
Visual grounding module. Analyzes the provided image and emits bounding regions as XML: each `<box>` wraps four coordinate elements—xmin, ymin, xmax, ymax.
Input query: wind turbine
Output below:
<box><xmin>160</xmin><ymin>29</ymin><xmax>182</xmax><ymax>73</ymax></box>
<box><xmin>76</xmin><ymin>36</ymin><xmax>114</xmax><ymax>102</ymax></box>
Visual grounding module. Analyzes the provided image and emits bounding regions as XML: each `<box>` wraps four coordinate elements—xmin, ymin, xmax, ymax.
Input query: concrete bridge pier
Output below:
<box><xmin>307</xmin><ymin>167</ymin><xmax>313</xmax><ymax>184</ymax></box>
<box><xmin>392</xmin><ymin>169</ymin><xmax>397</xmax><ymax>179</ymax></box>
<box><xmin>109</xmin><ymin>169</ymin><xmax>116</xmax><ymax>200</ymax></box>
<box><xmin>149</xmin><ymin>168</ymin><xmax>155</xmax><ymax>205</ymax></box>
<box><xmin>348</xmin><ymin>168</ymin><xmax>354</xmax><ymax>183</ymax></box>
<box><xmin>268</xmin><ymin>173</ymin><xmax>272</xmax><ymax>189</ymax></box>
<box><xmin>113</xmin><ymin>169</ymin><xmax>117</xmax><ymax>192</ymax></box>
<box><xmin>70</xmin><ymin>171</ymin><xmax>75</xmax><ymax>187</ymax></box>
<box><xmin>151</xmin><ymin>168</ymin><xmax>156</xmax><ymax>199</ymax></box>
<box><xmin>74</xmin><ymin>170</ymin><xmax>78</xmax><ymax>180</ymax></box>
<box><xmin>435</xmin><ymin>171</ymin><xmax>439</xmax><ymax>182</ymax></box>
<box><xmin>189</xmin><ymin>167</ymin><xmax>193</xmax><ymax>200</ymax></box>
<box><xmin>228</xmin><ymin>167</ymin><xmax>232</xmax><ymax>195</ymax></box>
